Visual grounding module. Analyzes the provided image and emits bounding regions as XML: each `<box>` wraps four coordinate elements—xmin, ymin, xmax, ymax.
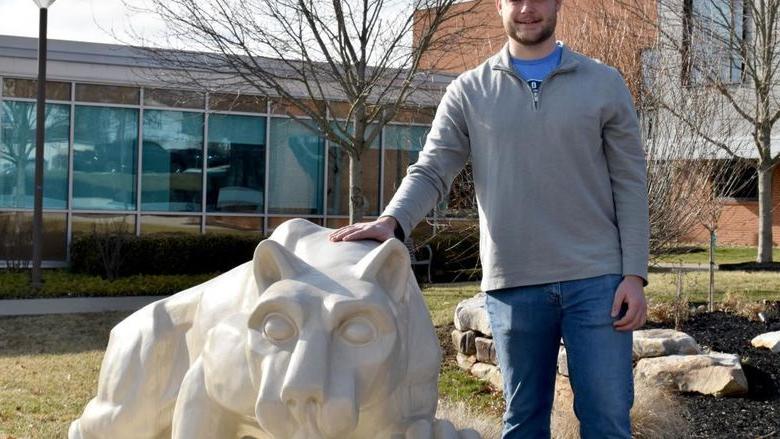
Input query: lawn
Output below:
<box><xmin>0</xmin><ymin>296</ymin><xmax>501</xmax><ymax>438</ymax></box>
<box><xmin>654</xmin><ymin>245</ymin><xmax>780</xmax><ymax>265</ymax></box>
<box><xmin>2</xmin><ymin>271</ymin><xmax>778</xmax><ymax>437</ymax></box>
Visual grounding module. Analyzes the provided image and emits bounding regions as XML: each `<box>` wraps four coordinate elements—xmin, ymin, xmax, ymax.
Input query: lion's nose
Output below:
<box><xmin>281</xmin><ymin>334</ymin><xmax>327</xmax><ymax>410</ymax></box>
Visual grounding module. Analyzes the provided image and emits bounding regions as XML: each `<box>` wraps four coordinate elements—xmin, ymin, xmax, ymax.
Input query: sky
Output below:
<box><xmin>0</xmin><ymin>0</ymin><xmax>165</xmax><ymax>45</ymax></box>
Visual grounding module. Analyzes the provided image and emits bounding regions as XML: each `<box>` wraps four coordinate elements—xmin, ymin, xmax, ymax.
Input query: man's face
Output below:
<box><xmin>496</xmin><ymin>0</ymin><xmax>561</xmax><ymax>47</ymax></box>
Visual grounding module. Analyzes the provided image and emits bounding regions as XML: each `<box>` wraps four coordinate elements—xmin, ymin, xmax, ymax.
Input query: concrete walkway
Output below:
<box><xmin>0</xmin><ymin>296</ymin><xmax>167</xmax><ymax>317</ymax></box>
<box><xmin>651</xmin><ymin>262</ymin><xmax>717</xmax><ymax>272</ymax></box>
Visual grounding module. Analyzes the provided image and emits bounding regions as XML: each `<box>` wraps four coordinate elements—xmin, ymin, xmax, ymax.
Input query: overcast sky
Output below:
<box><xmin>0</xmin><ymin>0</ymin><xmax>164</xmax><ymax>44</ymax></box>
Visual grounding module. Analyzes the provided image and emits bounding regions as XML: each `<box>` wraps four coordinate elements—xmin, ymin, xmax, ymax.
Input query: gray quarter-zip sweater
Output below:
<box><xmin>383</xmin><ymin>43</ymin><xmax>649</xmax><ymax>291</ymax></box>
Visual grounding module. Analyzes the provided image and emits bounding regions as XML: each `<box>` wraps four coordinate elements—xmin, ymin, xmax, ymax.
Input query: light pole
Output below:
<box><xmin>31</xmin><ymin>0</ymin><xmax>56</xmax><ymax>291</ymax></box>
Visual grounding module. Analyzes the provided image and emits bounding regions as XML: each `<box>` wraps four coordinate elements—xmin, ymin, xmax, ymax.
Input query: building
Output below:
<box><xmin>0</xmin><ymin>35</ymin><xmax>455</xmax><ymax>264</ymax></box>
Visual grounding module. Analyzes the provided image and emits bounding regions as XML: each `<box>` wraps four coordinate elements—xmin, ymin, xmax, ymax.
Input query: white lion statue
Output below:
<box><xmin>69</xmin><ymin>218</ymin><xmax>479</xmax><ymax>439</ymax></box>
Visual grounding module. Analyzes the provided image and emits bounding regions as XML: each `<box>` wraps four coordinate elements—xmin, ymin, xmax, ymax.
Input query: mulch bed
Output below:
<box><xmin>670</xmin><ymin>312</ymin><xmax>780</xmax><ymax>439</ymax></box>
<box><xmin>439</xmin><ymin>312</ymin><xmax>780</xmax><ymax>438</ymax></box>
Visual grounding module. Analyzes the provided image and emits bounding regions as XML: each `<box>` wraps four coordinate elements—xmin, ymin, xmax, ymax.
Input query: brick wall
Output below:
<box><xmin>685</xmin><ymin>166</ymin><xmax>780</xmax><ymax>246</ymax></box>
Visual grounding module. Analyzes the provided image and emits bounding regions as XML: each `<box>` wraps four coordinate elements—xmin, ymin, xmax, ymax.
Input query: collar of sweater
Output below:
<box><xmin>491</xmin><ymin>41</ymin><xmax>580</xmax><ymax>76</ymax></box>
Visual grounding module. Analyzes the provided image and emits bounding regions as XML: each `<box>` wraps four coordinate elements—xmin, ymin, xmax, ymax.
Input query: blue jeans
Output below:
<box><xmin>485</xmin><ymin>274</ymin><xmax>633</xmax><ymax>439</ymax></box>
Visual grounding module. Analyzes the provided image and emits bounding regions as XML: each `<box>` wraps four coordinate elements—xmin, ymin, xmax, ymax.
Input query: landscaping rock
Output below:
<box><xmin>633</xmin><ymin>328</ymin><xmax>701</xmax><ymax>360</ymax></box>
<box><xmin>475</xmin><ymin>337</ymin><xmax>497</xmax><ymax>365</ymax></box>
<box><xmin>471</xmin><ymin>362</ymin><xmax>503</xmax><ymax>389</ymax></box>
<box><xmin>453</xmin><ymin>293</ymin><xmax>491</xmax><ymax>336</ymax></box>
<box><xmin>452</xmin><ymin>329</ymin><xmax>476</xmax><ymax>355</ymax></box>
<box><xmin>456</xmin><ymin>353</ymin><xmax>477</xmax><ymax>372</ymax></box>
<box><xmin>751</xmin><ymin>331</ymin><xmax>780</xmax><ymax>353</ymax></box>
<box><xmin>634</xmin><ymin>352</ymin><xmax>748</xmax><ymax>397</ymax></box>
<box><xmin>557</xmin><ymin>346</ymin><xmax>568</xmax><ymax>377</ymax></box>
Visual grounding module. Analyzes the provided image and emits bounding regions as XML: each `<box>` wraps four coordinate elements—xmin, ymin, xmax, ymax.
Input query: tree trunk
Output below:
<box><xmin>757</xmin><ymin>164</ymin><xmax>774</xmax><ymax>263</ymax></box>
<box><xmin>349</xmin><ymin>153</ymin><xmax>366</xmax><ymax>224</ymax></box>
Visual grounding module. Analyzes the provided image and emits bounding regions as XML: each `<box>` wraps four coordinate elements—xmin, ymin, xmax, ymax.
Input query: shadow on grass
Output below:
<box><xmin>0</xmin><ymin>311</ymin><xmax>132</xmax><ymax>357</ymax></box>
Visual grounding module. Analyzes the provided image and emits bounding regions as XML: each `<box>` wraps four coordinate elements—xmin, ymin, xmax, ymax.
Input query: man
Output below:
<box><xmin>329</xmin><ymin>0</ymin><xmax>649</xmax><ymax>436</ymax></box>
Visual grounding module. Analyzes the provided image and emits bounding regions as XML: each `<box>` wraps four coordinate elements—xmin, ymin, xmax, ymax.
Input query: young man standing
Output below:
<box><xmin>330</xmin><ymin>0</ymin><xmax>649</xmax><ymax>437</ymax></box>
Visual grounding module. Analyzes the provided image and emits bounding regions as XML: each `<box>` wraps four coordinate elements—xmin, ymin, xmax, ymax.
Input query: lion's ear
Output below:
<box><xmin>354</xmin><ymin>239</ymin><xmax>411</xmax><ymax>304</ymax></box>
<box><xmin>253</xmin><ymin>240</ymin><xmax>310</xmax><ymax>291</ymax></box>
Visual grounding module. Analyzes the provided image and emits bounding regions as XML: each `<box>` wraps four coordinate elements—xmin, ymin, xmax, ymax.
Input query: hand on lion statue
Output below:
<box><xmin>69</xmin><ymin>218</ymin><xmax>480</xmax><ymax>439</ymax></box>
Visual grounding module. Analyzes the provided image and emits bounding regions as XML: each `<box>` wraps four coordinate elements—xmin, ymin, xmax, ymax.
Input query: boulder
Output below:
<box><xmin>557</xmin><ymin>346</ymin><xmax>568</xmax><ymax>377</ymax></box>
<box><xmin>454</xmin><ymin>293</ymin><xmax>492</xmax><ymax>336</ymax></box>
<box><xmin>471</xmin><ymin>362</ymin><xmax>503</xmax><ymax>389</ymax></box>
<box><xmin>456</xmin><ymin>353</ymin><xmax>477</xmax><ymax>372</ymax></box>
<box><xmin>475</xmin><ymin>337</ymin><xmax>497</xmax><ymax>365</ymax></box>
<box><xmin>751</xmin><ymin>331</ymin><xmax>780</xmax><ymax>353</ymax></box>
<box><xmin>452</xmin><ymin>329</ymin><xmax>477</xmax><ymax>355</ymax></box>
<box><xmin>634</xmin><ymin>352</ymin><xmax>748</xmax><ymax>397</ymax></box>
<box><xmin>633</xmin><ymin>329</ymin><xmax>701</xmax><ymax>360</ymax></box>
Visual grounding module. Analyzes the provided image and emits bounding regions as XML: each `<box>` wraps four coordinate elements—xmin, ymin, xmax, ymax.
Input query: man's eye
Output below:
<box><xmin>339</xmin><ymin>317</ymin><xmax>377</xmax><ymax>345</ymax></box>
<box><xmin>262</xmin><ymin>313</ymin><xmax>297</xmax><ymax>343</ymax></box>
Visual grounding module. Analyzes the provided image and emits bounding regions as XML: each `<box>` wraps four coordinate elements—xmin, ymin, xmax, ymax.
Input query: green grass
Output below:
<box><xmin>644</xmin><ymin>271</ymin><xmax>780</xmax><ymax>302</ymax></box>
<box><xmin>654</xmin><ymin>245</ymin><xmax>780</xmax><ymax>265</ymax></box>
<box><xmin>0</xmin><ymin>270</ymin><xmax>215</xmax><ymax>300</ymax></box>
<box><xmin>0</xmin><ymin>312</ymin><xmax>131</xmax><ymax>439</ymax></box>
<box><xmin>421</xmin><ymin>282</ymin><xmax>481</xmax><ymax>326</ymax></box>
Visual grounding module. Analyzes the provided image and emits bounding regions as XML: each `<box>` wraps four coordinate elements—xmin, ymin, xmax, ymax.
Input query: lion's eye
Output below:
<box><xmin>339</xmin><ymin>317</ymin><xmax>376</xmax><ymax>345</ymax></box>
<box><xmin>263</xmin><ymin>313</ymin><xmax>296</xmax><ymax>343</ymax></box>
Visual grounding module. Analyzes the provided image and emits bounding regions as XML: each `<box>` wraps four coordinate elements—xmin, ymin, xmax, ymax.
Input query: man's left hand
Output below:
<box><xmin>611</xmin><ymin>275</ymin><xmax>647</xmax><ymax>331</ymax></box>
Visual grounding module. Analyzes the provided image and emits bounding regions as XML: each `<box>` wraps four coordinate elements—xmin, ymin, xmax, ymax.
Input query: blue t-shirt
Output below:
<box><xmin>510</xmin><ymin>45</ymin><xmax>563</xmax><ymax>105</ymax></box>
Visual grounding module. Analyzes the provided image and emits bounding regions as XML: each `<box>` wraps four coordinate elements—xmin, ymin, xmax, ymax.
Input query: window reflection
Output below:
<box><xmin>205</xmin><ymin>216</ymin><xmax>263</xmax><ymax>237</ymax></box>
<box><xmin>76</xmin><ymin>83</ymin><xmax>139</xmax><ymax>105</ymax></box>
<box><xmin>0</xmin><ymin>212</ymin><xmax>67</xmax><ymax>261</ymax></box>
<box><xmin>207</xmin><ymin>114</ymin><xmax>265</xmax><ymax>212</ymax></box>
<box><xmin>73</xmin><ymin>106</ymin><xmax>138</xmax><ymax>210</ymax></box>
<box><xmin>142</xmin><ymin>110</ymin><xmax>204</xmax><ymax>212</ymax></box>
<box><xmin>140</xmin><ymin>215</ymin><xmax>201</xmax><ymax>235</ymax></box>
<box><xmin>327</xmin><ymin>122</ymin><xmax>380</xmax><ymax>216</ymax></box>
<box><xmin>71</xmin><ymin>213</ymin><xmax>136</xmax><ymax>237</ymax></box>
<box><xmin>268</xmin><ymin>118</ymin><xmax>325</xmax><ymax>214</ymax></box>
<box><xmin>2</xmin><ymin>78</ymin><xmax>71</xmax><ymax>101</ymax></box>
<box><xmin>382</xmin><ymin>125</ymin><xmax>429</xmax><ymax>207</ymax></box>
<box><xmin>0</xmin><ymin>101</ymin><xmax>69</xmax><ymax>209</ymax></box>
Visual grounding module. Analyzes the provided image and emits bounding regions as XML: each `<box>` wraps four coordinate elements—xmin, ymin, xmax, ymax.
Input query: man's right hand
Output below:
<box><xmin>328</xmin><ymin>216</ymin><xmax>399</xmax><ymax>242</ymax></box>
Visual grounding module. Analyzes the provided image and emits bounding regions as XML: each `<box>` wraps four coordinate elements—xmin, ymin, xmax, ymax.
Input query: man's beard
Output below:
<box><xmin>506</xmin><ymin>17</ymin><xmax>556</xmax><ymax>47</ymax></box>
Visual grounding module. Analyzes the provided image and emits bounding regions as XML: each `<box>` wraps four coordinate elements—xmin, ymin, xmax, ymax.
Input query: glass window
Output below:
<box><xmin>209</xmin><ymin>93</ymin><xmax>267</xmax><ymax>113</ymax></box>
<box><xmin>327</xmin><ymin>123</ymin><xmax>380</xmax><ymax>216</ymax></box>
<box><xmin>73</xmin><ymin>106</ymin><xmax>138</xmax><ymax>210</ymax></box>
<box><xmin>0</xmin><ymin>212</ymin><xmax>67</xmax><ymax>261</ymax></box>
<box><xmin>142</xmin><ymin>110</ymin><xmax>204</xmax><ymax>212</ymax></box>
<box><xmin>76</xmin><ymin>83</ymin><xmax>139</xmax><ymax>105</ymax></box>
<box><xmin>140</xmin><ymin>215</ymin><xmax>201</xmax><ymax>235</ymax></box>
<box><xmin>71</xmin><ymin>213</ymin><xmax>136</xmax><ymax>238</ymax></box>
<box><xmin>2</xmin><ymin>78</ymin><xmax>71</xmax><ymax>101</ymax></box>
<box><xmin>205</xmin><ymin>216</ymin><xmax>263</xmax><ymax>237</ymax></box>
<box><xmin>144</xmin><ymin>88</ymin><xmax>205</xmax><ymax>109</ymax></box>
<box><xmin>382</xmin><ymin>124</ymin><xmax>429</xmax><ymax>207</ymax></box>
<box><xmin>207</xmin><ymin>114</ymin><xmax>265</xmax><ymax>212</ymax></box>
<box><xmin>267</xmin><ymin>216</ymin><xmax>321</xmax><ymax>231</ymax></box>
<box><xmin>270</xmin><ymin>99</ymin><xmax>325</xmax><ymax>117</ymax></box>
<box><xmin>0</xmin><ymin>101</ymin><xmax>70</xmax><ymax>209</ymax></box>
<box><xmin>685</xmin><ymin>0</ymin><xmax>744</xmax><ymax>84</ymax></box>
<box><xmin>268</xmin><ymin>118</ymin><xmax>325</xmax><ymax>214</ymax></box>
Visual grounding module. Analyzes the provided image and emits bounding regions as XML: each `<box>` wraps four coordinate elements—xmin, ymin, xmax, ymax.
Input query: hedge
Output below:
<box><xmin>70</xmin><ymin>233</ymin><xmax>261</xmax><ymax>278</ymax></box>
<box><xmin>0</xmin><ymin>271</ymin><xmax>215</xmax><ymax>299</ymax></box>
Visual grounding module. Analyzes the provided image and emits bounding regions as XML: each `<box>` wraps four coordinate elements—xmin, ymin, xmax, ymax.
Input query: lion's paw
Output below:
<box><xmin>404</xmin><ymin>419</ymin><xmax>481</xmax><ymax>439</ymax></box>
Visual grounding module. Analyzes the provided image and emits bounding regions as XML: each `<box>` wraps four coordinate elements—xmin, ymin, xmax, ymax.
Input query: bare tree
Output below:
<box><xmin>123</xmin><ymin>0</ymin><xmax>477</xmax><ymax>223</ymax></box>
<box><xmin>619</xmin><ymin>0</ymin><xmax>780</xmax><ymax>263</ymax></box>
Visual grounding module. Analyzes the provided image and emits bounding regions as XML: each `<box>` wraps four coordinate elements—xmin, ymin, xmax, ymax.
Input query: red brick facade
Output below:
<box><xmin>685</xmin><ymin>167</ymin><xmax>780</xmax><ymax>246</ymax></box>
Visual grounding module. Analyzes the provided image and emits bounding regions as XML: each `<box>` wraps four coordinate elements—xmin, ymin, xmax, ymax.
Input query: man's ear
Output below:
<box><xmin>496</xmin><ymin>0</ymin><xmax>503</xmax><ymax>15</ymax></box>
<box><xmin>253</xmin><ymin>239</ymin><xmax>310</xmax><ymax>291</ymax></box>
<box><xmin>353</xmin><ymin>239</ymin><xmax>411</xmax><ymax>304</ymax></box>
